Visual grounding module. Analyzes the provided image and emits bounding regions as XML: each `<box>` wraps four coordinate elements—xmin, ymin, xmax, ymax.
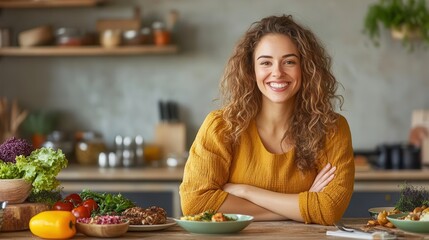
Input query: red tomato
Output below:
<box><xmin>72</xmin><ymin>205</ymin><xmax>90</xmax><ymax>219</ymax></box>
<box><xmin>64</xmin><ymin>193</ymin><xmax>82</xmax><ymax>206</ymax></box>
<box><xmin>52</xmin><ymin>200</ymin><xmax>74</xmax><ymax>211</ymax></box>
<box><xmin>82</xmin><ymin>199</ymin><xmax>98</xmax><ymax>212</ymax></box>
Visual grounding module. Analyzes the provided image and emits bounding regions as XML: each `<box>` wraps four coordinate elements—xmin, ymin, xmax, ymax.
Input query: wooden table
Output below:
<box><xmin>2</xmin><ymin>218</ymin><xmax>428</xmax><ymax>239</ymax></box>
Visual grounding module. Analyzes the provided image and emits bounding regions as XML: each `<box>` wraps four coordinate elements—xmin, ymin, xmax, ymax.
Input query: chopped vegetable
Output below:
<box><xmin>0</xmin><ymin>137</ymin><xmax>33</xmax><ymax>163</ymax></box>
<box><xmin>29</xmin><ymin>210</ymin><xmax>76</xmax><ymax>239</ymax></box>
<box><xmin>79</xmin><ymin>189</ymin><xmax>135</xmax><ymax>216</ymax></box>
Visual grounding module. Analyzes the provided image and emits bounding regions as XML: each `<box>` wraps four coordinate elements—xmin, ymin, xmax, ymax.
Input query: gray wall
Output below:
<box><xmin>1</xmin><ymin>0</ymin><xmax>429</xmax><ymax>151</ymax></box>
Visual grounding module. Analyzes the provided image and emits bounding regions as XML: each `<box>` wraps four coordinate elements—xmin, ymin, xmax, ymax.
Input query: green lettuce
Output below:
<box><xmin>0</xmin><ymin>161</ymin><xmax>23</xmax><ymax>179</ymax></box>
<box><xmin>15</xmin><ymin>147</ymin><xmax>68</xmax><ymax>193</ymax></box>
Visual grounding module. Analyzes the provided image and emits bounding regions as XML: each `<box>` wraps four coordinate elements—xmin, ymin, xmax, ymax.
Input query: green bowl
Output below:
<box><xmin>174</xmin><ymin>214</ymin><xmax>253</xmax><ymax>234</ymax></box>
<box><xmin>387</xmin><ymin>213</ymin><xmax>429</xmax><ymax>234</ymax></box>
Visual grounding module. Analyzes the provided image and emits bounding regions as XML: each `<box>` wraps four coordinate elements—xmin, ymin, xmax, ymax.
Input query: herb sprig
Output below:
<box><xmin>395</xmin><ymin>182</ymin><xmax>429</xmax><ymax>212</ymax></box>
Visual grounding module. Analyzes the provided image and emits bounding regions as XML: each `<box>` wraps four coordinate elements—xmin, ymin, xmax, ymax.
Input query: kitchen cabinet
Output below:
<box><xmin>0</xmin><ymin>0</ymin><xmax>179</xmax><ymax>57</ymax></box>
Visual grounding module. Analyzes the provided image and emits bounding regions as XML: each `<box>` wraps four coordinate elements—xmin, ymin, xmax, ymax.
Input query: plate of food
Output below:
<box><xmin>368</xmin><ymin>207</ymin><xmax>399</xmax><ymax>219</ymax></box>
<box><xmin>174</xmin><ymin>210</ymin><xmax>254</xmax><ymax>234</ymax></box>
<box><xmin>387</xmin><ymin>212</ymin><xmax>429</xmax><ymax>234</ymax></box>
<box><xmin>128</xmin><ymin>218</ymin><xmax>177</xmax><ymax>232</ymax></box>
<box><xmin>123</xmin><ymin>206</ymin><xmax>176</xmax><ymax>232</ymax></box>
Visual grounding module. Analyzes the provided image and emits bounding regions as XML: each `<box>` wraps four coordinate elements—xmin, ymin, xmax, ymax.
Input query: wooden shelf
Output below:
<box><xmin>0</xmin><ymin>0</ymin><xmax>105</xmax><ymax>8</ymax></box>
<box><xmin>0</xmin><ymin>45</ymin><xmax>179</xmax><ymax>56</ymax></box>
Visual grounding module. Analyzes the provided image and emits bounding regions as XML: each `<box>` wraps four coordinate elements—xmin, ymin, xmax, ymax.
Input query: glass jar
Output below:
<box><xmin>152</xmin><ymin>21</ymin><xmax>170</xmax><ymax>46</ymax></box>
<box><xmin>56</xmin><ymin>28</ymin><xmax>84</xmax><ymax>46</ymax></box>
<box><xmin>75</xmin><ymin>131</ymin><xmax>107</xmax><ymax>165</ymax></box>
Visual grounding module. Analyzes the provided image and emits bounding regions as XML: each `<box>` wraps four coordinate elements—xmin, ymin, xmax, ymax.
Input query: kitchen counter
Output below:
<box><xmin>57</xmin><ymin>165</ymin><xmax>429</xmax><ymax>218</ymax></box>
<box><xmin>58</xmin><ymin>165</ymin><xmax>184</xmax><ymax>182</ymax></box>
<box><xmin>1</xmin><ymin>218</ymin><xmax>424</xmax><ymax>239</ymax></box>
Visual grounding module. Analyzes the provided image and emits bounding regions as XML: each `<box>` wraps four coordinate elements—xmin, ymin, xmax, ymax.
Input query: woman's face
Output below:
<box><xmin>254</xmin><ymin>33</ymin><xmax>301</xmax><ymax>106</ymax></box>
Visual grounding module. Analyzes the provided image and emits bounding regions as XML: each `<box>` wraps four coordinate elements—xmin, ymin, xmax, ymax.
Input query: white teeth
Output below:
<box><xmin>269</xmin><ymin>82</ymin><xmax>288</xmax><ymax>88</ymax></box>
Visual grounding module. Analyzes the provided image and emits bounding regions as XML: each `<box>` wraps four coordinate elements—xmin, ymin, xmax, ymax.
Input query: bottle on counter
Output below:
<box><xmin>122</xmin><ymin>136</ymin><xmax>135</xmax><ymax>167</ymax></box>
<box><xmin>135</xmin><ymin>135</ymin><xmax>144</xmax><ymax>167</ymax></box>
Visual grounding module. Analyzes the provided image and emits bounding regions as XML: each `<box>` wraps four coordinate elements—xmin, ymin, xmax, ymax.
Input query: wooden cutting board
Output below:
<box><xmin>1</xmin><ymin>203</ymin><xmax>50</xmax><ymax>232</ymax></box>
<box><xmin>155</xmin><ymin>122</ymin><xmax>186</xmax><ymax>159</ymax></box>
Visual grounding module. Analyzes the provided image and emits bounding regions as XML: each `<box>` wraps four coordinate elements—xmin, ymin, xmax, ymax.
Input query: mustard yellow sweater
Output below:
<box><xmin>179</xmin><ymin>110</ymin><xmax>354</xmax><ymax>225</ymax></box>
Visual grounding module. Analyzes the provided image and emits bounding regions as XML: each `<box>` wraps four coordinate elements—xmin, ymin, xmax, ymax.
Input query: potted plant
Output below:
<box><xmin>364</xmin><ymin>0</ymin><xmax>429</xmax><ymax>49</ymax></box>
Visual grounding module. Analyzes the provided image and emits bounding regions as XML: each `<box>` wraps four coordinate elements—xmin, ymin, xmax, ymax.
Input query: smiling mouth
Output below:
<box><xmin>268</xmin><ymin>82</ymin><xmax>289</xmax><ymax>89</ymax></box>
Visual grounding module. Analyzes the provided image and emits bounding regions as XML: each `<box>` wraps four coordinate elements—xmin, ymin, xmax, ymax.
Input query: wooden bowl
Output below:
<box><xmin>0</xmin><ymin>179</ymin><xmax>32</xmax><ymax>204</ymax></box>
<box><xmin>76</xmin><ymin>221</ymin><xmax>129</xmax><ymax>238</ymax></box>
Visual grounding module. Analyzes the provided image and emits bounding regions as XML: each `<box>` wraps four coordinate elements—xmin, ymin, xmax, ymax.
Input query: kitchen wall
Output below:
<box><xmin>1</xmin><ymin>0</ymin><xmax>429</xmax><ymax>151</ymax></box>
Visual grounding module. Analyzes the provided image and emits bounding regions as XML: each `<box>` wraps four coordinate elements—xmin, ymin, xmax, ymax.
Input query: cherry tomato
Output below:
<box><xmin>82</xmin><ymin>199</ymin><xmax>98</xmax><ymax>212</ymax></box>
<box><xmin>52</xmin><ymin>200</ymin><xmax>74</xmax><ymax>211</ymax></box>
<box><xmin>64</xmin><ymin>193</ymin><xmax>82</xmax><ymax>206</ymax></box>
<box><xmin>71</xmin><ymin>206</ymin><xmax>90</xmax><ymax>219</ymax></box>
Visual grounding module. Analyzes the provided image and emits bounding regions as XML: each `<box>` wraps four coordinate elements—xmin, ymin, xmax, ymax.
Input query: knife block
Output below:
<box><xmin>154</xmin><ymin>122</ymin><xmax>186</xmax><ymax>160</ymax></box>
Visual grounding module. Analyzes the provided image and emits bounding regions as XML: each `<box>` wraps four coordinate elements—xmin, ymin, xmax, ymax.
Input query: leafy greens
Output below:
<box><xmin>15</xmin><ymin>147</ymin><xmax>68</xmax><ymax>193</ymax></box>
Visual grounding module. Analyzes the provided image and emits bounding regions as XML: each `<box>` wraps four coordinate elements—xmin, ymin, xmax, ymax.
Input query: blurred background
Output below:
<box><xmin>1</xmin><ymin>0</ymin><xmax>429</xmax><ymax>164</ymax></box>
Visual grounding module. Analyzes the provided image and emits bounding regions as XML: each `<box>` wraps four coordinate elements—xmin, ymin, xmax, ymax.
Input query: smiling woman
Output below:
<box><xmin>179</xmin><ymin>14</ymin><xmax>354</xmax><ymax>226</ymax></box>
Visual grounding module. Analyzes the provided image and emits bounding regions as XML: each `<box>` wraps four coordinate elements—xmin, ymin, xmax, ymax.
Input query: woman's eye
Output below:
<box><xmin>260</xmin><ymin>61</ymin><xmax>271</xmax><ymax>66</ymax></box>
<box><xmin>284</xmin><ymin>60</ymin><xmax>296</xmax><ymax>65</ymax></box>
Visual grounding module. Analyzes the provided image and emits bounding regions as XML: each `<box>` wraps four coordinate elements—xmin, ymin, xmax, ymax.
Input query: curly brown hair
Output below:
<box><xmin>220</xmin><ymin>14</ymin><xmax>343</xmax><ymax>171</ymax></box>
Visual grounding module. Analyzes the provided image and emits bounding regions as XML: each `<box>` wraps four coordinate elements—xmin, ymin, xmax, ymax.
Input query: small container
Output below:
<box><xmin>100</xmin><ymin>29</ymin><xmax>121</xmax><ymax>48</ymax></box>
<box><xmin>122</xmin><ymin>30</ymin><xmax>141</xmax><ymax>46</ymax></box>
<box><xmin>152</xmin><ymin>21</ymin><xmax>170</xmax><ymax>46</ymax></box>
<box><xmin>140</xmin><ymin>27</ymin><xmax>153</xmax><ymax>45</ymax></box>
<box><xmin>98</xmin><ymin>152</ymin><xmax>108</xmax><ymax>168</ymax></box>
<box><xmin>75</xmin><ymin>132</ymin><xmax>107</xmax><ymax>166</ymax></box>
<box><xmin>56</xmin><ymin>28</ymin><xmax>85</xmax><ymax>46</ymax></box>
<box><xmin>122</xmin><ymin>136</ymin><xmax>135</xmax><ymax>167</ymax></box>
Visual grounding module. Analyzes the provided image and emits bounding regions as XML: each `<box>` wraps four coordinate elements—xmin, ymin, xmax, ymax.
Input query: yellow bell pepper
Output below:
<box><xmin>29</xmin><ymin>210</ymin><xmax>76</xmax><ymax>239</ymax></box>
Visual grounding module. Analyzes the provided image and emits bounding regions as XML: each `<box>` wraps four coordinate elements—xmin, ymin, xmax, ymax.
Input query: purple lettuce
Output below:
<box><xmin>0</xmin><ymin>137</ymin><xmax>34</xmax><ymax>163</ymax></box>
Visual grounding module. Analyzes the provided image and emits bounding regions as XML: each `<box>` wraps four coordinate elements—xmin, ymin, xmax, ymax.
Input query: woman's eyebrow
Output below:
<box><xmin>256</xmin><ymin>53</ymin><xmax>299</xmax><ymax>60</ymax></box>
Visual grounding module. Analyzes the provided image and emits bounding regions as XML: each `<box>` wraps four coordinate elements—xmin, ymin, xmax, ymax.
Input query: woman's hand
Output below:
<box><xmin>309</xmin><ymin>163</ymin><xmax>336</xmax><ymax>192</ymax></box>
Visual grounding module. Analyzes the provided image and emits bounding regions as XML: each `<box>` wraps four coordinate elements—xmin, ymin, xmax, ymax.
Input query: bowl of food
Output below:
<box><xmin>0</xmin><ymin>179</ymin><xmax>32</xmax><ymax>204</ymax></box>
<box><xmin>387</xmin><ymin>212</ymin><xmax>429</xmax><ymax>234</ymax></box>
<box><xmin>76</xmin><ymin>216</ymin><xmax>129</xmax><ymax>238</ymax></box>
<box><xmin>175</xmin><ymin>210</ymin><xmax>253</xmax><ymax>234</ymax></box>
<box><xmin>368</xmin><ymin>207</ymin><xmax>399</xmax><ymax>220</ymax></box>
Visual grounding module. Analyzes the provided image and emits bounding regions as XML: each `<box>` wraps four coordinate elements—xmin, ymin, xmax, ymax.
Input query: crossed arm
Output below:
<box><xmin>219</xmin><ymin>163</ymin><xmax>336</xmax><ymax>221</ymax></box>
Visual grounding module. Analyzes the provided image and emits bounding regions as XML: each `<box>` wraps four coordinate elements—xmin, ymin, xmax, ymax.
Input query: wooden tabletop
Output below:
<box><xmin>2</xmin><ymin>218</ymin><xmax>428</xmax><ymax>239</ymax></box>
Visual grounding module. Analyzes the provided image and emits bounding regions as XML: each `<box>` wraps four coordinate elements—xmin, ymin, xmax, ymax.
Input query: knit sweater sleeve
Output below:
<box><xmin>298</xmin><ymin>115</ymin><xmax>355</xmax><ymax>225</ymax></box>
<box><xmin>179</xmin><ymin>110</ymin><xmax>232</xmax><ymax>215</ymax></box>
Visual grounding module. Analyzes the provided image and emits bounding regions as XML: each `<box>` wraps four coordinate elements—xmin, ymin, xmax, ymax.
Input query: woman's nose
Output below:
<box><xmin>271</xmin><ymin>64</ymin><xmax>283</xmax><ymax>78</ymax></box>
